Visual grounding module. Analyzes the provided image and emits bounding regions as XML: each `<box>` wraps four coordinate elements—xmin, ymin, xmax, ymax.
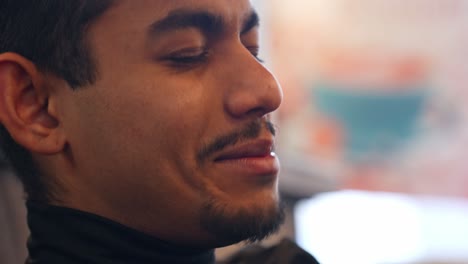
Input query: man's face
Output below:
<box><xmin>56</xmin><ymin>0</ymin><xmax>283</xmax><ymax>247</ymax></box>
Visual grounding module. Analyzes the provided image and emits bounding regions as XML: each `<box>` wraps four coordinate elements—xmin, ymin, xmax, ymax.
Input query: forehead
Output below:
<box><xmin>100</xmin><ymin>0</ymin><xmax>254</xmax><ymax>29</ymax></box>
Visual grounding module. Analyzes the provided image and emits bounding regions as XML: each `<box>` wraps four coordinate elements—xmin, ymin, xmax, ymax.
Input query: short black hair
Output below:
<box><xmin>0</xmin><ymin>0</ymin><xmax>114</xmax><ymax>202</ymax></box>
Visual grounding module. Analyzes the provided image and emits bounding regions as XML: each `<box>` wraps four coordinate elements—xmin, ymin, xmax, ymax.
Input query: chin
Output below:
<box><xmin>199</xmin><ymin>193</ymin><xmax>286</xmax><ymax>246</ymax></box>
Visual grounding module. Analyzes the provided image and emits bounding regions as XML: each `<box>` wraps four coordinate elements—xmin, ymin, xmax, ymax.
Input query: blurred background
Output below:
<box><xmin>252</xmin><ymin>0</ymin><xmax>468</xmax><ymax>263</ymax></box>
<box><xmin>2</xmin><ymin>1</ymin><xmax>468</xmax><ymax>263</ymax></box>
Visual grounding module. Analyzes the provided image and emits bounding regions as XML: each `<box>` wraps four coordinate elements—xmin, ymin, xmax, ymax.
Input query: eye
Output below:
<box><xmin>246</xmin><ymin>45</ymin><xmax>264</xmax><ymax>63</ymax></box>
<box><xmin>162</xmin><ymin>47</ymin><xmax>210</xmax><ymax>67</ymax></box>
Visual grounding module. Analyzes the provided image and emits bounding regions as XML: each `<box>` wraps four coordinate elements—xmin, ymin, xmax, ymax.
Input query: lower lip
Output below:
<box><xmin>214</xmin><ymin>152</ymin><xmax>280</xmax><ymax>176</ymax></box>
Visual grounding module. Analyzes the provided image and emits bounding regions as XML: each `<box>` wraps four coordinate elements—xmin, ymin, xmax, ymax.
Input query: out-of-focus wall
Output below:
<box><xmin>265</xmin><ymin>0</ymin><xmax>468</xmax><ymax>198</ymax></box>
<box><xmin>261</xmin><ymin>1</ymin><xmax>468</xmax><ymax>262</ymax></box>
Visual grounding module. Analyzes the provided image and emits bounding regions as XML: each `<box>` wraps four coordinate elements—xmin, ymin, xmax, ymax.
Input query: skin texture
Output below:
<box><xmin>0</xmin><ymin>0</ymin><xmax>283</xmax><ymax>248</ymax></box>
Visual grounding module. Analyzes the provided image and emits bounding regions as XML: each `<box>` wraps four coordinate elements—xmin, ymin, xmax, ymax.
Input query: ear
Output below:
<box><xmin>0</xmin><ymin>52</ymin><xmax>65</xmax><ymax>155</ymax></box>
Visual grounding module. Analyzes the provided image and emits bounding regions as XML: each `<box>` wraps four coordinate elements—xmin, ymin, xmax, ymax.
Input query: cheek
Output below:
<box><xmin>102</xmin><ymin>78</ymin><xmax>213</xmax><ymax>170</ymax></box>
<box><xmin>67</xmin><ymin>70</ymin><xmax>220</xmax><ymax>194</ymax></box>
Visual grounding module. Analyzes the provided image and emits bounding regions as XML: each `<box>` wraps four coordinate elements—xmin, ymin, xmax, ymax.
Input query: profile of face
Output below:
<box><xmin>5</xmin><ymin>0</ymin><xmax>284</xmax><ymax>247</ymax></box>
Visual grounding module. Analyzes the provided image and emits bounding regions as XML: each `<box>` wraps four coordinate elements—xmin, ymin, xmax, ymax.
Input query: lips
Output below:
<box><xmin>213</xmin><ymin>139</ymin><xmax>280</xmax><ymax>176</ymax></box>
<box><xmin>214</xmin><ymin>139</ymin><xmax>274</xmax><ymax>162</ymax></box>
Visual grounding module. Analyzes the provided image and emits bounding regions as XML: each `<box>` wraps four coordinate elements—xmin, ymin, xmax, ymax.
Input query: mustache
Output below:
<box><xmin>197</xmin><ymin>120</ymin><xmax>277</xmax><ymax>163</ymax></box>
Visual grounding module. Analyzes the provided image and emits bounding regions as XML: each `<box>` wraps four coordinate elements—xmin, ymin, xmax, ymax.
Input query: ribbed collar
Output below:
<box><xmin>26</xmin><ymin>202</ymin><xmax>215</xmax><ymax>264</ymax></box>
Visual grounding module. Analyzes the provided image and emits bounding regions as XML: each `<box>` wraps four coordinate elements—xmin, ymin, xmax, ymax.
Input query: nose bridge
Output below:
<box><xmin>222</xmin><ymin>47</ymin><xmax>283</xmax><ymax>119</ymax></box>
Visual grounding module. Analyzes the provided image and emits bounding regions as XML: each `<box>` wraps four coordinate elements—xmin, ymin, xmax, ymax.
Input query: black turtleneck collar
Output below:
<box><xmin>26</xmin><ymin>202</ymin><xmax>215</xmax><ymax>264</ymax></box>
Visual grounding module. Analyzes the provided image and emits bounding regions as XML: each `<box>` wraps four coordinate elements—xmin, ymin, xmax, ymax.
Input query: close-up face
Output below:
<box><xmin>52</xmin><ymin>0</ymin><xmax>283</xmax><ymax>247</ymax></box>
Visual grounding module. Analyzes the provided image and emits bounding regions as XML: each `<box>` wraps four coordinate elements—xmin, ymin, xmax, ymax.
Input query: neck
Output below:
<box><xmin>26</xmin><ymin>202</ymin><xmax>215</xmax><ymax>264</ymax></box>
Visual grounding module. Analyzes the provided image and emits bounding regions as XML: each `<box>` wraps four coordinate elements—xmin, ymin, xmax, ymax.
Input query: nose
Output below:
<box><xmin>222</xmin><ymin>48</ymin><xmax>283</xmax><ymax>119</ymax></box>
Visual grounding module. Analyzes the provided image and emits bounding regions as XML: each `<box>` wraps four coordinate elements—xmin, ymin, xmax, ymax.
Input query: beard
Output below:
<box><xmin>199</xmin><ymin>195</ymin><xmax>285</xmax><ymax>245</ymax></box>
<box><xmin>197</xmin><ymin>119</ymin><xmax>284</xmax><ymax>245</ymax></box>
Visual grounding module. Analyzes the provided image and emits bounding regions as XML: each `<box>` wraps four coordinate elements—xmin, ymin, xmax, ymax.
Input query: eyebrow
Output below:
<box><xmin>148</xmin><ymin>9</ymin><xmax>260</xmax><ymax>37</ymax></box>
<box><xmin>241</xmin><ymin>11</ymin><xmax>259</xmax><ymax>35</ymax></box>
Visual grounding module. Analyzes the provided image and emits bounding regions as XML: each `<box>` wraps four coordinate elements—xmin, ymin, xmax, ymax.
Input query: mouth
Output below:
<box><xmin>213</xmin><ymin>139</ymin><xmax>280</xmax><ymax>176</ymax></box>
<box><xmin>214</xmin><ymin>139</ymin><xmax>274</xmax><ymax>161</ymax></box>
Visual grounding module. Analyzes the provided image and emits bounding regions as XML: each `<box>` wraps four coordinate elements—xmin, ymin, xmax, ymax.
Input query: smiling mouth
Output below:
<box><xmin>214</xmin><ymin>139</ymin><xmax>274</xmax><ymax>162</ymax></box>
<box><xmin>213</xmin><ymin>139</ymin><xmax>280</xmax><ymax>176</ymax></box>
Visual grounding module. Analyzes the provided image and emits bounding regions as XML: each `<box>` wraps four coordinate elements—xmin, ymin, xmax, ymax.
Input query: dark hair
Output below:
<box><xmin>0</xmin><ymin>0</ymin><xmax>114</xmax><ymax>202</ymax></box>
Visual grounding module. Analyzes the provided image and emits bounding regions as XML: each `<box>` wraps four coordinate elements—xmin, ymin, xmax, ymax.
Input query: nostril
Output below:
<box><xmin>246</xmin><ymin>107</ymin><xmax>267</xmax><ymax>118</ymax></box>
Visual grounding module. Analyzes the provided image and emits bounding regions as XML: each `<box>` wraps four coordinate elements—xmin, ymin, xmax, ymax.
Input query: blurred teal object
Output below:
<box><xmin>313</xmin><ymin>83</ymin><xmax>428</xmax><ymax>160</ymax></box>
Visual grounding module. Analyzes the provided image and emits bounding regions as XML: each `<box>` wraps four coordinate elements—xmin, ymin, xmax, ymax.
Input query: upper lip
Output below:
<box><xmin>214</xmin><ymin>139</ymin><xmax>275</xmax><ymax>162</ymax></box>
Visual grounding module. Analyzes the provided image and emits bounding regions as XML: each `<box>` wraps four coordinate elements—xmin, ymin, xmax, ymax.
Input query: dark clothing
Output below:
<box><xmin>25</xmin><ymin>202</ymin><xmax>215</xmax><ymax>264</ymax></box>
<box><xmin>222</xmin><ymin>239</ymin><xmax>320</xmax><ymax>264</ymax></box>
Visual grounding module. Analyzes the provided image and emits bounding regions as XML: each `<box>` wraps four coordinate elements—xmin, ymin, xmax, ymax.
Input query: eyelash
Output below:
<box><xmin>246</xmin><ymin>46</ymin><xmax>265</xmax><ymax>63</ymax></box>
<box><xmin>164</xmin><ymin>49</ymin><xmax>210</xmax><ymax>67</ymax></box>
<box><xmin>163</xmin><ymin>46</ymin><xmax>264</xmax><ymax>68</ymax></box>
<box><xmin>255</xmin><ymin>56</ymin><xmax>265</xmax><ymax>63</ymax></box>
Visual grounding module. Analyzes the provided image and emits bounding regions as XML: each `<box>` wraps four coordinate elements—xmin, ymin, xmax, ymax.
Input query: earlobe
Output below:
<box><xmin>0</xmin><ymin>52</ymin><xmax>65</xmax><ymax>155</ymax></box>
